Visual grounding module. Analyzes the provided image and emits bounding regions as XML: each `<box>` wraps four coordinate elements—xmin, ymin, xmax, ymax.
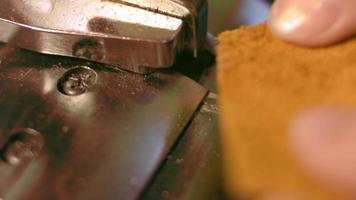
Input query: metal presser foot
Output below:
<box><xmin>0</xmin><ymin>1</ymin><xmax>218</xmax><ymax>200</ymax></box>
<box><xmin>0</xmin><ymin>0</ymin><xmax>208</xmax><ymax>74</ymax></box>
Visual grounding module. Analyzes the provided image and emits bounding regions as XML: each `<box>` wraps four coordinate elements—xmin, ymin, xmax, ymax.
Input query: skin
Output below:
<box><xmin>261</xmin><ymin>0</ymin><xmax>356</xmax><ymax>199</ymax></box>
<box><xmin>268</xmin><ymin>0</ymin><xmax>356</xmax><ymax>46</ymax></box>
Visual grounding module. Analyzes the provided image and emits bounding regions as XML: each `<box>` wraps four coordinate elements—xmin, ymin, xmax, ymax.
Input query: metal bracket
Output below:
<box><xmin>0</xmin><ymin>0</ymin><xmax>208</xmax><ymax>74</ymax></box>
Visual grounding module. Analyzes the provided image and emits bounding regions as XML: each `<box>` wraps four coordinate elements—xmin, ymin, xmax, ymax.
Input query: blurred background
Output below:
<box><xmin>208</xmin><ymin>0</ymin><xmax>271</xmax><ymax>35</ymax></box>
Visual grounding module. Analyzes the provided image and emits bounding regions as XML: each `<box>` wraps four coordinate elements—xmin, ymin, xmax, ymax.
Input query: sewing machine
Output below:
<box><xmin>0</xmin><ymin>1</ymin><xmax>270</xmax><ymax>199</ymax></box>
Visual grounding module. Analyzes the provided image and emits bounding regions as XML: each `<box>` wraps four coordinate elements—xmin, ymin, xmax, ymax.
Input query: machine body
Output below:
<box><xmin>0</xmin><ymin>0</ymin><xmax>217</xmax><ymax>199</ymax></box>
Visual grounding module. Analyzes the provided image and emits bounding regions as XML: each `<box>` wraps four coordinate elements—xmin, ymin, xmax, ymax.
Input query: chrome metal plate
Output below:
<box><xmin>0</xmin><ymin>0</ymin><xmax>208</xmax><ymax>73</ymax></box>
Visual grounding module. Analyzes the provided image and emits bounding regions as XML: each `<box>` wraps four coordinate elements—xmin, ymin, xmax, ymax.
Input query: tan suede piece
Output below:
<box><xmin>218</xmin><ymin>24</ymin><xmax>356</xmax><ymax>200</ymax></box>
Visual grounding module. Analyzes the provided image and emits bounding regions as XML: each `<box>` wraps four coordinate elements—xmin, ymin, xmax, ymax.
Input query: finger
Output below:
<box><xmin>267</xmin><ymin>0</ymin><xmax>356</xmax><ymax>46</ymax></box>
<box><xmin>289</xmin><ymin>107</ymin><xmax>356</xmax><ymax>198</ymax></box>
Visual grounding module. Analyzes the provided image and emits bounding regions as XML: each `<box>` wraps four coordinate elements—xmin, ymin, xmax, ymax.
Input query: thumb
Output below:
<box><xmin>267</xmin><ymin>0</ymin><xmax>356</xmax><ymax>46</ymax></box>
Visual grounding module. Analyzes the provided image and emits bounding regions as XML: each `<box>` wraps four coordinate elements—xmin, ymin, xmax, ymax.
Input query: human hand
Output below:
<box><xmin>260</xmin><ymin>0</ymin><xmax>356</xmax><ymax>199</ymax></box>
<box><xmin>268</xmin><ymin>0</ymin><xmax>356</xmax><ymax>47</ymax></box>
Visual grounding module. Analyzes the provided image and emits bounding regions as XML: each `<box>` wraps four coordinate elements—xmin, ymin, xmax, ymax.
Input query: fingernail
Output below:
<box><xmin>268</xmin><ymin>0</ymin><xmax>340</xmax><ymax>45</ymax></box>
<box><xmin>289</xmin><ymin>107</ymin><xmax>356</xmax><ymax>198</ymax></box>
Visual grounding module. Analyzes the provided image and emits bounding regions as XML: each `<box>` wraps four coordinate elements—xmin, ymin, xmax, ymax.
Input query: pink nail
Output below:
<box><xmin>268</xmin><ymin>0</ymin><xmax>341</xmax><ymax>46</ymax></box>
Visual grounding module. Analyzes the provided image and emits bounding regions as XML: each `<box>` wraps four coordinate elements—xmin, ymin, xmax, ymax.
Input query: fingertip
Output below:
<box><xmin>289</xmin><ymin>107</ymin><xmax>356</xmax><ymax>198</ymax></box>
<box><xmin>268</xmin><ymin>0</ymin><xmax>356</xmax><ymax>46</ymax></box>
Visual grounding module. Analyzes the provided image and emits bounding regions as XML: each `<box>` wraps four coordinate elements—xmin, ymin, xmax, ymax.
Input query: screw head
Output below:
<box><xmin>58</xmin><ymin>66</ymin><xmax>97</xmax><ymax>96</ymax></box>
<box><xmin>72</xmin><ymin>39</ymin><xmax>105</xmax><ymax>61</ymax></box>
<box><xmin>3</xmin><ymin>128</ymin><xmax>44</xmax><ymax>166</ymax></box>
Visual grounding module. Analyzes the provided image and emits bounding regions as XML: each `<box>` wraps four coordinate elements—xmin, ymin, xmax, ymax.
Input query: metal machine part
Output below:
<box><xmin>0</xmin><ymin>0</ymin><xmax>208</xmax><ymax>73</ymax></box>
<box><xmin>141</xmin><ymin>92</ymin><xmax>223</xmax><ymax>200</ymax></box>
<box><xmin>0</xmin><ymin>44</ymin><xmax>209</xmax><ymax>200</ymax></box>
<box><xmin>0</xmin><ymin>0</ymin><xmax>218</xmax><ymax>199</ymax></box>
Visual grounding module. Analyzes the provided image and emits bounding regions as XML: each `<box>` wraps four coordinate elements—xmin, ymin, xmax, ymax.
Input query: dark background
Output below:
<box><xmin>208</xmin><ymin>0</ymin><xmax>271</xmax><ymax>35</ymax></box>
